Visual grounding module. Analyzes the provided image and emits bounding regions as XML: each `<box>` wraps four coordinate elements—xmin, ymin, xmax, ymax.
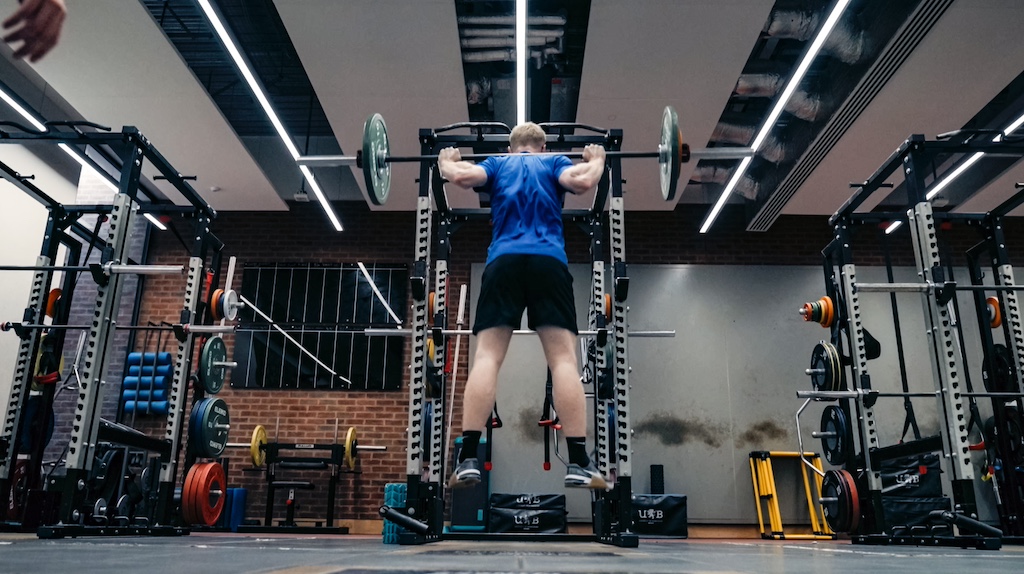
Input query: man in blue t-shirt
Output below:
<box><xmin>437</xmin><ymin>122</ymin><xmax>607</xmax><ymax>490</ymax></box>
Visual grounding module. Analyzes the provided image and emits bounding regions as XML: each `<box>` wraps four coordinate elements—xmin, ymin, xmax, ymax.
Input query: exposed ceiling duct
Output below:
<box><xmin>764</xmin><ymin>9</ymin><xmax>867</xmax><ymax>64</ymax></box>
<box><xmin>457</xmin><ymin>15</ymin><xmax>567</xmax><ymax>26</ymax></box>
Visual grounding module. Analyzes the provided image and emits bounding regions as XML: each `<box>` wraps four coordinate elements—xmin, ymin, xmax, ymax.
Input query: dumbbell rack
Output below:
<box><xmin>384</xmin><ymin>120</ymin><xmax>638</xmax><ymax>547</ymax></box>
<box><xmin>802</xmin><ymin>133</ymin><xmax>1024</xmax><ymax>549</ymax></box>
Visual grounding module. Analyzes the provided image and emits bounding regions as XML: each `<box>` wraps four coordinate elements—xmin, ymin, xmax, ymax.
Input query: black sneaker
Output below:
<box><xmin>448</xmin><ymin>457</ymin><xmax>481</xmax><ymax>489</ymax></box>
<box><xmin>564</xmin><ymin>462</ymin><xmax>610</xmax><ymax>490</ymax></box>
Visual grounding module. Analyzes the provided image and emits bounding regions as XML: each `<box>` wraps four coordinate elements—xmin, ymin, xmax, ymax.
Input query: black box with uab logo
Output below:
<box><xmin>632</xmin><ymin>494</ymin><xmax>688</xmax><ymax>537</ymax></box>
<box><xmin>880</xmin><ymin>453</ymin><xmax>942</xmax><ymax>498</ymax></box>
<box><xmin>488</xmin><ymin>493</ymin><xmax>567</xmax><ymax>533</ymax></box>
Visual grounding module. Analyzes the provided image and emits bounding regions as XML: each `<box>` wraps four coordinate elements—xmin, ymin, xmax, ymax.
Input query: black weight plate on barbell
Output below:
<box><xmin>820</xmin><ymin>405</ymin><xmax>849</xmax><ymax>466</ymax></box>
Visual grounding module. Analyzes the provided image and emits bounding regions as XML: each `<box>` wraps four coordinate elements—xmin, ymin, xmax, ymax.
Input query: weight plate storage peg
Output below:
<box><xmin>362</xmin><ymin>113</ymin><xmax>391</xmax><ymax>206</ymax></box>
<box><xmin>820</xmin><ymin>405</ymin><xmax>850</xmax><ymax>465</ymax></box>
<box><xmin>190</xmin><ymin>397</ymin><xmax>230</xmax><ymax>458</ymax></box>
<box><xmin>199</xmin><ymin>335</ymin><xmax>229</xmax><ymax>393</ymax></box>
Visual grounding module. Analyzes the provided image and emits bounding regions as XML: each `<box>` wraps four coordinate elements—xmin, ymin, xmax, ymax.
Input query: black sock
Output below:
<box><xmin>566</xmin><ymin>436</ymin><xmax>590</xmax><ymax>467</ymax></box>
<box><xmin>459</xmin><ymin>430</ymin><xmax>482</xmax><ymax>462</ymax></box>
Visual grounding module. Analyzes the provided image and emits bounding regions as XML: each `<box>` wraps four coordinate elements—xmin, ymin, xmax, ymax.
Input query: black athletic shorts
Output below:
<box><xmin>473</xmin><ymin>254</ymin><xmax>578</xmax><ymax>335</ymax></box>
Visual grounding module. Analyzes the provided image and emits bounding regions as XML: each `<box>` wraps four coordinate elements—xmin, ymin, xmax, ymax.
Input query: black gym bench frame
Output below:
<box><xmin>0</xmin><ymin>123</ymin><xmax>227</xmax><ymax>538</ymax></box>
<box><xmin>810</xmin><ymin>131</ymin><xmax>1024</xmax><ymax>549</ymax></box>
<box><xmin>380</xmin><ymin>121</ymin><xmax>639</xmax><ymax>547</ymax></box>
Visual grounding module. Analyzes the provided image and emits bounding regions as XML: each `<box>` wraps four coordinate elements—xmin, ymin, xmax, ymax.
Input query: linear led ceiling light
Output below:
<box><xmin>699</xmin><ymin>0</ymin><xmax>853</xmax><ymax>234</ymax></box>
<box><xmin>197</xmin><ymin>0</ymin><xmax>343</xmax><ymax>232</ymax></box>
<box><xmin>1</xmin><ymin>82</ymin><xmax>167</xmax><ymax>231</ymax></box>
<box><xmin>516</xmin><ymin>0</ymin><xmax>527</xmax><ymax>125</ymax></box>
<box><xmin>925</xmin><ymin>109</ymin><xmax>1024</xmax><ymax>201</ymax></box>
<box><xmin>883</xmin><ymin>108</ymin><xmax>1024</xmax><ymax>233</ymax></box>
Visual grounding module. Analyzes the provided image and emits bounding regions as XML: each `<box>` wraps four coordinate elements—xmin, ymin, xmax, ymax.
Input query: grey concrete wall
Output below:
<box><xmin>471</xmin><ymin>263</ymin><xmax>1001</xmax><ymax>524</ymax></box>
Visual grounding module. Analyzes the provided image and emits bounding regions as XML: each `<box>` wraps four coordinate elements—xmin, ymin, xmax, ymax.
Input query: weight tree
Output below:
<box><xmin>380</xmin><ymin>120</ymin><xmax>639</xmax><ymax>547</ymax></box>
<box><xmin>799</xmin><ymin>132</ymin><xmax>1024</xmax><ymax>549</ymax></box>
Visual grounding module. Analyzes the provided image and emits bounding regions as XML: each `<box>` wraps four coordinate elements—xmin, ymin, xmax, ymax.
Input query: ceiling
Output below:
<box><xmin>1</xmin><ymin>0</ymin><xmax>1023</xmax><ymax>230</ymax></box>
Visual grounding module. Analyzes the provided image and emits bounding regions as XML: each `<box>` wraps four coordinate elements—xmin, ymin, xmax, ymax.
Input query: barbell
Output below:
<box><xmin>223</xmin><ymin>422</ymin><xmax>385</xmax><ymax>470</ymax></box>
<box><xmin>296</xmin><ymin>107</ymin><xmax>754</xmax><ymax>206</ymax></box>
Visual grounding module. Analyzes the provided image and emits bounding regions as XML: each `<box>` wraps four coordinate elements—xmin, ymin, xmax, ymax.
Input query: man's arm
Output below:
<box><xmin>558</xmin><ymin>144</ymin><xmax>606</xmax><ymax>194</ymax></box>
<box><xmin>437</xmin><ymin>147</ymin><xmax>488</xmax><ymax>189</ymax></box>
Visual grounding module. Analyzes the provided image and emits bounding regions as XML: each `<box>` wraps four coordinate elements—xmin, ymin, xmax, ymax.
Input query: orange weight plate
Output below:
<box><xmin>987</xmin><ymin>296</ymin><xmax>1002</xmax><ymax>328</ymax></box>
<box><xmin>45</xmin><ymin>288</ymin><xmax>62</xmax><ymax>319</ymax></box>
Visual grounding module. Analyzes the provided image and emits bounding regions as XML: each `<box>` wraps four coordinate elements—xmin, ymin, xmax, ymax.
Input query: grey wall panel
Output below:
<box><xmin>468</xmin><ymin>263</ymin><xmax>1000</xmax><ymax>524</ymax></box>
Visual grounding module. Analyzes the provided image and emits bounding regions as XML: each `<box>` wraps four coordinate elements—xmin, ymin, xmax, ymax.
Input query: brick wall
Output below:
<box><xmin>136</xmin><ymin>201</ymin><xmax>1024</xmax><ymax>526</ymax></box>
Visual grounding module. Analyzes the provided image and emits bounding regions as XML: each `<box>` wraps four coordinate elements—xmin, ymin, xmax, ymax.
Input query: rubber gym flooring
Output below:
<box><xmin>2</xmin><ymin>533</ymin><xmax>1023</xmax><ymax>573</ymax></box>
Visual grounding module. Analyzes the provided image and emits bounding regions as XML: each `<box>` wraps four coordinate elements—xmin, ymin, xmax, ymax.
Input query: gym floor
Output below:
<box><xmin>2</xmin><ymin>533</ymin><xmax>1023</xmax><ymax>573</ymax></box>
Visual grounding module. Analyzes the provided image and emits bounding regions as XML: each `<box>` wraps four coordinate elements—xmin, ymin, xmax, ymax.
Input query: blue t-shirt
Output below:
<box><xmin>478</xmin><ymin>153</ymin><xmax>574</xmax><ymax>265</ymax></box>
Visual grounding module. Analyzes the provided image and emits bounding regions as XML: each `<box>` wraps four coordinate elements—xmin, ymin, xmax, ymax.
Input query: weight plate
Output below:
<box><xmin>223</xmin><ymin>289</ymin><xmax>239</xmax><ymax>321</ymax></box>
<box><xmin>820</xmin><ymin>405</ymin><xmax>849</xmax><ymax>466</ymax></box>
<box><xmin>427</xmin><ymin>338</ymin><xmax>436</xmax><ymax>362</ymax></box>
<box><xmin>195</xmin><ymin>462</ymin><xmax>226</xmax><ymax>526</ymax></box>
<box><xmin>820</xmin><ymin>296</ymin><xmax>834</xmax><ymax>328</ymax></box>
<box><xmin>984</xmin><ymin>344</ymin><xmax>1017</xmax><ymax>393</ymax></box>
<box><xmin>604</xmin><ymin>293</ymin><xmax>613</xmax><ymax>321</ymax></box>
<box><xmin>987</xmin><ymin>296</ymin><xmax>1002</xmax><ymax>328</ymax></box>
<box><xmin>197</xmin><ymin>397</ymin><xmax>229</xmax><ymax>458</ymax></box>
<box><xmin>362</xmin><ymin>113</ymin><xmax>391</xmax><ymax>206</ymax></box>
<box><xmin>251</xmin><ymin>424</ymin><xmax>268</xmax><ymax>467</ymax></box>
<box><xmin>210</xmin><ymin>289</ymin><xmax>224</xmax><ymax>321</ymax></box>
<box><xmin>660</xmin><ymin>106</ymin><xmax>681</xmax><ymax>201</ymax></box>
<box><xmin>45</xmin><ymin>288</ymin><xmax>62</xmax><ymax>319</ymax></box>
<box><xmin>200</xmin><ymin>336</ymin><xmax>228</xmax><ymax>394</ymax></box>
<box><xmin>345</xmin><ymin>426</ymin><xmax>358</xmax><ymax>470</ymax></box>
<box><xmin>809</xmin><ymin>342</ymin><xmax>829</xmax><ymax>392</ymax></box>
<box><xmin>181</xmin><ymin>464</ymin><xmax>202</xmax><ymax>525</ymax></box>
<box><xmin>820</xmin><ymin>470</ymin><xmax>850</xmax><ymax>533</ymax></box>
<box><xmin>839</xmin><ymin>470</ymin><xmax>860</xmax><ymax>532</ymax></box>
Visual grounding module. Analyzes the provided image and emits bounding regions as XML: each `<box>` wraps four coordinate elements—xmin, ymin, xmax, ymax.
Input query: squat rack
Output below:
<box><xmin>380</xmin><ymin>120</ymin><xmax>638</xmax><ymax>547</ymax></box>
<box><xmin>806</xmin><ymin>132</ymin><xmax>1024</xmax><ymax>548</ymax></box>
<box><xmin>0</xmin><ymin>123</ymin><xmax>227</xmax><ymax>536</ymax></box>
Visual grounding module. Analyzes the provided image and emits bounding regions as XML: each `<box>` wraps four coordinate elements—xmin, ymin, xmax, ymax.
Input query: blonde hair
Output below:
<box><xmin>509</xmin><ymin>122</ymin><xmax>546</xmax><ymax>151</ymax></box>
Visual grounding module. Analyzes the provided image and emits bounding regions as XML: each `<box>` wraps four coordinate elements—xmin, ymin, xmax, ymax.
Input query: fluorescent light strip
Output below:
<box><xmin>143</xmin><ymin>213</ymin><xmax>168</xmax><ymax>231</ymax></box>
<box><xmin>197</xmin><ymin>0</ymin><xmax>342</xmax><ymax>232</ymax></box>
<box><xmin>516</xmin><ymin>0</ymin><xmax>527</xmax><ymax>124</ymax></box>
<box><xmin>2</xmin><ymin>85</ymin><xmax>179</xmax><ymax>232</ymax></box>
<box><xmin>700</xmin><ymin>0</ymin><xmax>853</xmax><ymax>233</ymax></box>
<box><xmin>884</xmin><ymin>220</ymin><xmax>903</xmax><ymax>234</ymax></box>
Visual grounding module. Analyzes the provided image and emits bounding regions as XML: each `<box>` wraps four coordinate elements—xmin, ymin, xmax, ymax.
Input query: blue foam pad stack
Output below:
<box><xmin>122</xmin><ymin>351</ymin><xmax>173</xmax><ymax>416</ymax></box>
